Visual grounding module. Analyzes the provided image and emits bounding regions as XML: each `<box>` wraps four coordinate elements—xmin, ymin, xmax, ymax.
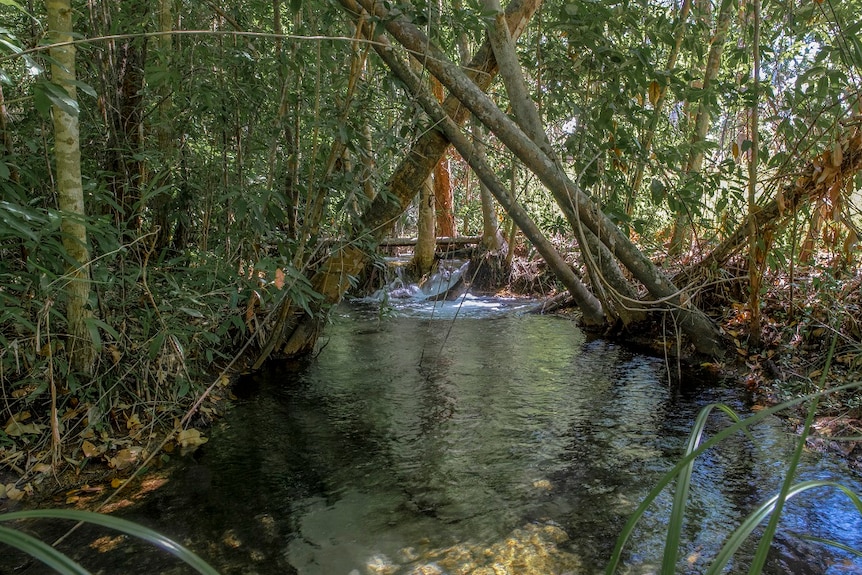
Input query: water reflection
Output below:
<box><xmin>4</xmin><ymin>306</ymin><xmax>860</xmax><ymax>574</ymax></box>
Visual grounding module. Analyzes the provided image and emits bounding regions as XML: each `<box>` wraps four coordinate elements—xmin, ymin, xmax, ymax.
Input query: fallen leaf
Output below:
<box><xmin>32</xmin><ymin>463</ymin><xmax>53</xmax><ymax>474</ymax></box>
<box><xmin>5</xmin><ymin>420</ymin><xmax>45</xmax><ymax>437</ymax></box>
<box><xmin>5</xmin><ymin>485</ymin><xmax>24</xmax><ymax>501</ymax></box>
<box><xmin>108</xmin><ymin>447</ymin><xmax>142</xmax><ymax>470</ymax></box>
<box><xmin>111</xmin><ymin>478</ymin><xmax>125</xmax><ymax>488</ymax></box>
<box><xmin>126</xmin><ymin>413</ymin><xmax>141</xmax><ymax>430</ymax></box>
<box><xmin>108</xmin><ymin>345</ymin><xmax>122</xmax><ymax>365</ymax></box>
<box><xmin>177</xmin><ymin>428</ymin><xmax>208</xmax><ymax>448</ymax></box>
<box><xmin>81</xmin><ymin>440</ymin><xmax>102</xmax><ymax>458</ymax></box>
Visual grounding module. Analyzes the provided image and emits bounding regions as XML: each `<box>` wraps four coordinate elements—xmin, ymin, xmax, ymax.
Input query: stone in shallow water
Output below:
<box><xmin>366</xmin><ymin>553</ymin><xmax>399</xmax><ymax>575</ymax></box>
<box><xmin>401</xmin><ymin>522</ymin><xmax>581</xmax><ymax>575</ymax></box>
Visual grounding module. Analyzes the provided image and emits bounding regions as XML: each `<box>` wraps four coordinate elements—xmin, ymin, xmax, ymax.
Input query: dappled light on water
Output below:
<box><xmin>4</xmin><ymin>305</ymin><xmax>860</xmax><ymax>574</ymax></box>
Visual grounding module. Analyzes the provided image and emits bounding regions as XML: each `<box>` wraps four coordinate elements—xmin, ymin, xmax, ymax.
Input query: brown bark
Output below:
<box><xmin>747</xmin><ymin>0</ymin><xmax>763</xmax><ymax>347</ymax></box>
<box><xmin>359</xmin><ymin>0</ymin><xmax>723</xmax><ymax>355</ymax></box>
<box><xmin>680</xmin><ymin>127</ymin><xmax>862</xmax><ymax>282</ymax></box>
<box><xmin>431</xmin><ymin>77</ymin><xmax>456</xmax><ymax>237</ymax></box>
<box><xmin>255</xmin><ymin>0</ymin><xmax>544</xmax><ymax>363</ymax></box>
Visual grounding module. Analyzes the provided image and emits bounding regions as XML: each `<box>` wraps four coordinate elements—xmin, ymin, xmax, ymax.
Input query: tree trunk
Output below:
<box><xmin>747</xmin><ymin>0</ymin><xmax>763</xmax><ymax>347</ymax></box>
<box><xmin>482</xmin><ymin>0</ymin><xmax>645</xmax><ymax>326</ymax></box>
<box><xmin>669</xmin><ymin>0</ymin><xmax>733</xmax><ymax>256</ymax></box>
<box><xmin>505</xmin><ymin>161</ymin><xmax>519</xmax><ymax>267</ymax></box>
<box><xmin>410</xmin><ymin>175</ymin><xmax>437</xmax><ymax>277</ymax></box>
<box><xmin>359</xmin><ymin>0</ymin><xmax>723</xmax><ymax>356</ymax></box>
<box><xmin>627</xmin><ymin>0</ymin><xmax>691</xmax><ymax>216</ymax></box>
<box><xmin>255</xmin><ymin>0</ymin><xmax>547</xmax><ymax>362</ymax></box>
<box><xmin>472</xmin><ymin>122</ymin><xmax>505</xmax><ymax>251</ymax></box>
<box><xmin>152</xmin><ymin>0</ymin><xmax>174</xmax><ymax>253</ymax></box>
<box><xmin>360</xmin><ymin>120</ymin><xmax>376</xmax><ymax>200</ymax></box>
<box><xmin>430</xmin><ymin>77</ymin><xmax>456</xmax><ymax>237</ymax></box>
<box><xmin>47</xmin><ymin>0</ymin><xmax>96</xmax><ymax>374</ymax></box>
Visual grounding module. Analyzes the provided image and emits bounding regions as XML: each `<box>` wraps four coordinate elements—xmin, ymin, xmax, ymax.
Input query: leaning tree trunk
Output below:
<box><xmin>47</xmin><ymin>0</ymin><xmax>96</xmax><ymax>374</ymax></box>
<box><xmin>357</xmin><ymin>0</ymin><xmax>723</xmax><ymax>356</ymax></box>
<box><xmin>679</xmin><ymin>126</ymin><xmax>862</xmax><ymax>284</ymax></box>
<box><xmin>255</xmin><ymin>0</ymin><xmax>543</xmax><ymax>363</ymax></box>
<box><xmin>481</xmin><ymin>0</ymin><xmax>645</xmax><ymax>326</ymax></box>
<box><xmin>357</xmin><ymin>33</ymin><xmax>605</xmax><ymax>322</ymax></box>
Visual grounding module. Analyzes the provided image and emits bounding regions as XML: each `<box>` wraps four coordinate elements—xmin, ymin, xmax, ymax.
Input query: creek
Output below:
<box><xmin>4</xmin><ymin>295</ymin><xmax>862</xmax><ymax>574</ymax></box>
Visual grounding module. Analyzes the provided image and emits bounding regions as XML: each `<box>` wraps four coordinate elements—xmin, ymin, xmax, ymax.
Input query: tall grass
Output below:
<box><xmin>606</xmin><ymin>334</ymin><xmax>862</xmax><ymax>574</ymax></box>
<box><xmin>0</xmin><ymin>509</ymin><xmax>219</xmax><ymax>575</ymax></box>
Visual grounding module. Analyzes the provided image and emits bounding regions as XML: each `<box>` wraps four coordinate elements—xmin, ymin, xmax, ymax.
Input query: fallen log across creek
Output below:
<box><xmin>378</xmin><ymin>236</ymin><xmax>483</xmax><ymax>247</ymax></box>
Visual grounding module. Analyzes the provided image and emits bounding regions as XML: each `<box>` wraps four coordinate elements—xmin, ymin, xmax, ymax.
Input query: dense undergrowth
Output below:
<box><xmin>0</xmin><ymin>238</ymin><xmax>300</xmax><ymax>501</ymax></box>
<box><xmin>3</xmin><ymin>235</ymin><xmax>862</xmax><ymax>506</ymax></box>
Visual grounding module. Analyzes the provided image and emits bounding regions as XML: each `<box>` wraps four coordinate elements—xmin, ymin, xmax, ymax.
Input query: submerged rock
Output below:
<box><xmin>396</xmin><ymin>522</ymin><xmax>581</xmax><ymax>575</ymax></box>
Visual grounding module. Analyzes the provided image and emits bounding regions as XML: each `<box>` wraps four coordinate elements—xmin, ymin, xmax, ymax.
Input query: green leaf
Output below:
<box><xmin>83</xmin><ymin>317</ymin><xmax>120</xmax><ymax>353</ymax></box>
<box><xmin>169</xmin><ymin>334</ymin><xmax>185</xmax><ymax>360</ymax></box>
<box><xmin>68</xmin><ymin>79</ymin><xmax>97</xmax><ymax>98</ymax></box>
<box><xmin>35</xmin><ymin>80</ymin><xmax>79</xmax><ymax>117</ymax></box>
<box><xmin>179</xmin><ymin>307</ymin><xmax>205</xmax><ymax>318</ymax></box>
<box><xmin>176</xmin><ymin>377</ymin><xmax>190</xmax><ymax>398</ymax></box>
<box><xmin>0</xmin><ymin>509</ymin><xmax>220</xmax><ymax>575</ymax></box>
<box><xmin>148</xmin><ymin>332</ymin><xmax>166</xmax><ymax>360</ymax></box>
<box><xmin>0</xmin><ymin>0</ymin><xmax>35</xmax><ymax>19</ymax></box>
<box><xmin>0</xmin><ymin>525</ymin><xmax>89</xmax><ymax>575</ymax></box>
<box><xmin>649</xmin><ymin>179</ymin><xmax>665</xmax><ymax>205</ymax></box>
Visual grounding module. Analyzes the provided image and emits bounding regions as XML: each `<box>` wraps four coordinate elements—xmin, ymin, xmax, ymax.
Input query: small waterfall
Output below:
<box><xmin>365</xmin><ymin>260</ymin><xmax>470</xmax><ymax>302</ymax></box>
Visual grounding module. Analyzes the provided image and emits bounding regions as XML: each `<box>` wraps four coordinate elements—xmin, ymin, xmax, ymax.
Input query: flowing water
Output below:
<box><xmin>4</xmin><ymin>296</ymin><xmax>862</xmax><ymax>574</ymax></box>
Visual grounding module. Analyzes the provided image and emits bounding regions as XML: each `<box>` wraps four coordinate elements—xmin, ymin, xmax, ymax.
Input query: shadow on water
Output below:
<box><xmin>3</xmin><ymin>299</ymin><xmax>862</xmax><ymax>574</ymax></box>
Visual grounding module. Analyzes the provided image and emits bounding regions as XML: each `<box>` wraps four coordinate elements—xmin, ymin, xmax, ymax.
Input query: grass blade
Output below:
<box><xmin>0</xmin><ymin>525</ymin><xmax>90</xmax><ymax>575</ymax></box>
<box><xmin>800</xmin><ymin>535</ymin><xmax>862</xmax><ymax>557</ymax></box>
<box><xmin>0</xmin><ymin>509</ymin><xmax>219</xmax><ymax>575</ymax></box>
<box><xmin>661</xmin><ymin>403</ymin><xmax>744</xmax><ymax>575</ymax></box>
<box><xmin>747</xmin><ymin>332</ymin><xmax>838</xmax><ymax>575</ymax></box>
<box><xmin>706</xmin><ymin>480</ymin><xmax>862</xmax><ymax>575</ymax></box>
<box><xmin>604</xmin><ymin>379</ymin><xmax>862</xmax><ymax>575</ymax></box>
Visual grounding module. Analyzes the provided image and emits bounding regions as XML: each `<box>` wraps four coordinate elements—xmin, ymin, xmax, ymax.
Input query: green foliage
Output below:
<box><xmin>606</xmin><ymin>333</ymin><xmax>862</xmax><ymax>575</ymax></box>
<box><xmin>0</xmin><ymin>509</ymin><xmax>219</xmax><ymax>575</ymax></box>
